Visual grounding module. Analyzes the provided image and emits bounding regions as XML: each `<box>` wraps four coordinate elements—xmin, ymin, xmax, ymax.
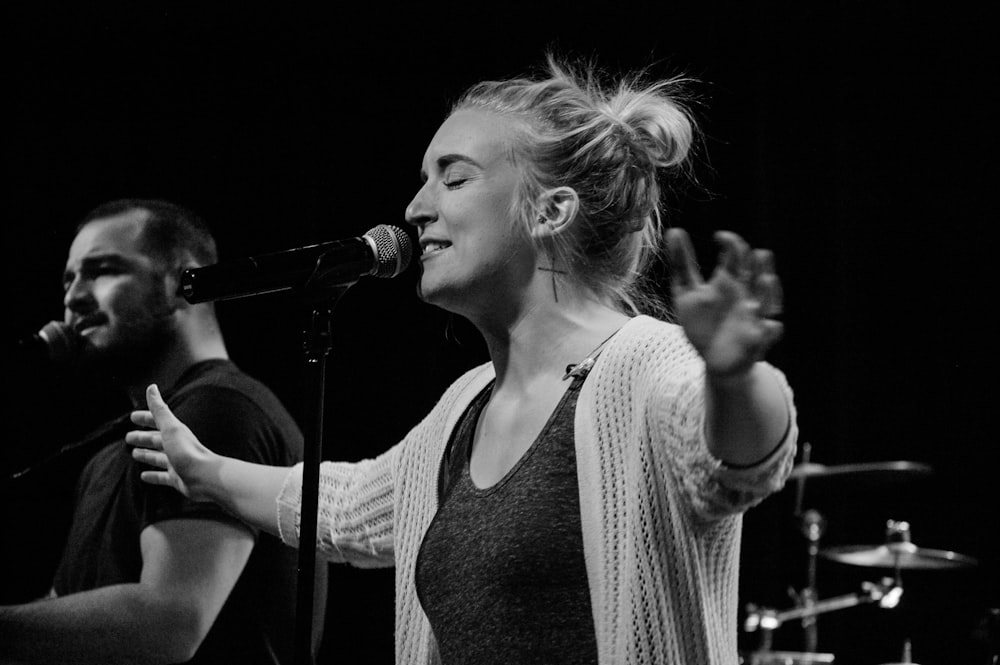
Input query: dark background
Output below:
<box><xmin>3</xmin><ymin>3</ymin><xmax>995</xmax><ymax>664</ymax></box>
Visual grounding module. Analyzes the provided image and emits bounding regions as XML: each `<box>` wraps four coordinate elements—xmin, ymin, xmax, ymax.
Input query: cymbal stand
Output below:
<box><xmin>884</xmin><ymin>519</ymin><xmax>914</xmax><ymax>664</ymax></box>
<box><xmin>792</xmin><ymin>442</ymin><xmax>811</xmax><ymax>517</ymax></box>
<box><xmin>797</xmin><ymin>508</ymin><xmax>826</xmax><ymax>651</ymax></box>
<box><xmin>792</xmin><ymin>442</ymin><xmax>826</xmax><ymax>652</ymax></box>
<box><xmin>745</xmin><ymin>577</ymin><xmax>903</xmax><ymax>652</ymax></box>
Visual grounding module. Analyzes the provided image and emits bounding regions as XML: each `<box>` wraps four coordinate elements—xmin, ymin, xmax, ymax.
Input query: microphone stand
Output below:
<box><xmin>293</xmin><ymin>282</ymin><xmax>351</xmax><ymax>665</ymax></box>
<box><xmin>177</xmin><ymin>224</ymin><xmax>411</xmax><ymax>665</ymax></box>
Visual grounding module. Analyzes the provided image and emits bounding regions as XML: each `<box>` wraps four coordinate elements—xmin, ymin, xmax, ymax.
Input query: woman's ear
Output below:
<box><xmin>531</xmin><ymin>187</ymin><xmax>579</xmax><ymax>240</ymax></box>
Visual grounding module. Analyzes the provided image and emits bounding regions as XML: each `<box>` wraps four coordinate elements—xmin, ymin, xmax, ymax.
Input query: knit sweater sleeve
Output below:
<box><xmin>646</xmin><ymin>323</ymin><xmax>798</xmax><ymax>521</ymax></box>
<box><xmin>273</xmin><ymin>363</ymin><xmax>497</xmax><ymax>575</ymax></box>
<box><xmin>276</xmin><ymin>445</ymin><xmax>398</xmax><ymax>568</ymax></box>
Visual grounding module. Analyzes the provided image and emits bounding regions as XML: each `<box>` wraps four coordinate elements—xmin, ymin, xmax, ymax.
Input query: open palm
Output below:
<box><xmin>666</xmin><ymin>229</ymin><xmax>784</xmax><ymax>377</ymax></box>
<box><xmin>127</xmin><ymin>384</ymin><xmax>216</xmax><ymax>501</ymax></box>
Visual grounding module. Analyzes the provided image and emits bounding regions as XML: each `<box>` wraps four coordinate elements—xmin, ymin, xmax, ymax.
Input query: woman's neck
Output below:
<box><xmin>474</xmin><ymin>296</ymin><xmax>631</xmax><ymax>394</ymax></box>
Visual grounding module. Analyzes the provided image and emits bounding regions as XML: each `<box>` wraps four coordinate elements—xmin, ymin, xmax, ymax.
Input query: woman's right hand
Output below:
<box><xmin>127</xmin><ymin>384</ymin><xmax>218</xmax><ymax>502</ymax></box>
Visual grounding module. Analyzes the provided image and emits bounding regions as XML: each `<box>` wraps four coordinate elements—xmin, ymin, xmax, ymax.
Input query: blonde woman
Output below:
<box><xmin>129</xmin><ymin>57</ymin><xmax>796</xmax><ymax>665</ymax></box>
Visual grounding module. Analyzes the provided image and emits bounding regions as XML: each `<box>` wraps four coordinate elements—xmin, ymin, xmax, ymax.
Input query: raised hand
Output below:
<box><xmin>666</xmin><ymin>229</ymin><xmax>784</xmax><ymax>378</ymax></box>
<box><xmin>127</xmin><ymin>384</ymin><xmax>217</xmax><ymax>501</ymax></box>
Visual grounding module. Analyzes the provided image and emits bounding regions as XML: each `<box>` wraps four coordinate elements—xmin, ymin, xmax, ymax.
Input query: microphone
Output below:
<box><xmin>16</xmin><ymin>321</ymin><xmax>79</xmax><ymax>365</ymax></box>
<box><xmin>179</xmin><ymin>224</ymin><xmax>413</xmax><ymax>303</ymax></box>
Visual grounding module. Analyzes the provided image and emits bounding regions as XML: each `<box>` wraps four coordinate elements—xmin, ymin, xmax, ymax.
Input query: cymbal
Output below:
<box><xmin>740</xmin><ymin>651</ymin><xmax>835</xmax><ymax>665</ymax></box>
<box><xmin>820</xmin><ymin>543</ymin><xmax>978</xmax><ymax>570</ymax></box>
<box><xmin>788</xmin><ymin>460</ymin><xmax>933</xmax><ymax>483</ymax></box>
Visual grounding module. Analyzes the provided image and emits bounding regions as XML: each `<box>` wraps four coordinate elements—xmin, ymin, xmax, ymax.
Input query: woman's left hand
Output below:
<box><xmin>666</xmin><ymin>229</ymin><xmax>784</xmax><ymax>378</ymax></box>
<box><xmin>126</xmin><ymin>384</ymin><xmax>218</xmax><ymax>501</ymax></box>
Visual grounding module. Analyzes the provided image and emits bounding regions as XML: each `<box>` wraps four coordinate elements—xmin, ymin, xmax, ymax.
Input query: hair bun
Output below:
<box><xmin>453</xmin><ymin>55</ymin><xmax>699</xmax><ymax>317</ymax></box>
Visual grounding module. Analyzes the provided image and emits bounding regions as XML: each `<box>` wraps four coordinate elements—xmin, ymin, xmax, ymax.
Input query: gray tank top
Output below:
<box><xmin>414</xmin><ymin>374</ymin><xmax>598</xmax><ymax>665</ymax></box>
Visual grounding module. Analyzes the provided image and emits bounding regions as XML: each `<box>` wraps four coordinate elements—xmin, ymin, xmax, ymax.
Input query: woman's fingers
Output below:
<box><xmin>145</xmin><ymin>384</ymin><xmax>179</xmax><ymax>430</ymax></box>
<box><xmin>713</xmin><ymin>234</ymin><xmax>784</xmax><ymax>318</ymax></box>
<box><xmin>714</xmin><ymin>231</ymin><xmax>751</xmax><ymax>281</ymax></box>
<box><xmin>751</xmin><ymin>248</ymin><xmax>783</xmax><ymax>317</ymax></box>
<box><xmin>127</xmin><ymin>384</ymin><xmax>174</xmax><ymax>446</ymax></box>
<box><xmin>130</xmin><ymin>410</ymin><xmax>155</xmax><ymax>429</ymax></box>
<box><xmin>131</xmin><ymin>447</ymin><xmax>169</xmax><ymax>469</ymax></box>
<box><xmin>127</xmin><ymin>384</ymin><xmax>191</xmax><ymax>452</ymax></box>
<box><xmin>666</xmin><ymin>228</ymin><xmax>704</xmax><ymax>290</ymax></box>
<box><xmin>139</xmin><ymin>470</ymin><xmax>176</xmax><ymax>487</ymax></box>
<box><xmin>125</xmin><ymin>428</ymin><xmax>163</xmax><ymax>450</ymax></box>
<box><xmin>760</xmin><ymin>319</ymin><xmax>785</xmax><ymax>348</ymax></box>
<box><xmin>755</xmin><ymin>273</ymin><xmax>784</xmax><ymax>318</ymax></box>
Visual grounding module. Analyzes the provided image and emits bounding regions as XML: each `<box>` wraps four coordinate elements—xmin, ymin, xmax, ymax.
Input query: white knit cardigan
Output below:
<box><xmin>277</xmin><ymin>315</ymin><xmax>797</xmax><ymax>664</ymax></box>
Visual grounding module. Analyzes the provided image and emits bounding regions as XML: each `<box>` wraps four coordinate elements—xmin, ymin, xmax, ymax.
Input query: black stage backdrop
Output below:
<box><xmin>3</xmin><ymin>4</ymin><xmax>995</xmax><ymax>664</ymax></box>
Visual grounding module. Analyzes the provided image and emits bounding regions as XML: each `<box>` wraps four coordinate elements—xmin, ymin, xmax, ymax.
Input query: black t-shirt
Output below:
<box><xmin>53</xmin><ymin>359</ymin><xmax>326</xmax><ymax>665</ymax></box>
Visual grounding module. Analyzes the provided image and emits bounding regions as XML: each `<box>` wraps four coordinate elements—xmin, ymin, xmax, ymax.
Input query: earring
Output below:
<box><xmin>535</xmin><ymin>215</ymin><xmax>566</xmax><ymax>301</ymax></box>
<box><xmin>537</xmin><ymin>260</ymin><xmax>566</xmax><ymax>303</ymax></box>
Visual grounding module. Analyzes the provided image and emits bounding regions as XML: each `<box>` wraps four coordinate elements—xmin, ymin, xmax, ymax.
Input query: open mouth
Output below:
<box><xmin>420</xmin><ymin>241</ymin><xmax>452</xmax><ymax>256</ymax></box>
<box><xmin>73</xmin><ymin>313</ymin><xmax>108</xmax><ymax>335</ymax></box>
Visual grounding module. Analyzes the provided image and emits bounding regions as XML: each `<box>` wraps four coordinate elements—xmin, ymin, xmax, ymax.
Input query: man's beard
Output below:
<box><xmin>76</xmin><ymin>314</ymin><xmax>175</xmax><ymax>387</ymax></box>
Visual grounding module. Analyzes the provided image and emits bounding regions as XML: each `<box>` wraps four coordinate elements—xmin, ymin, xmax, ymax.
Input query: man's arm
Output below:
<box><xmin>128</xmin><ymin>384</ymin><xmax>294</xmax><ymax>536</ymax></box>
<box><xmin>0</xmin><ymin>517</ymin><xmax>253</xmax><ymax>664</ymax></box>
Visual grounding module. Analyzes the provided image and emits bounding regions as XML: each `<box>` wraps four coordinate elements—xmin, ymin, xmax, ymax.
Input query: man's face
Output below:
<box><xmin>62</xmin><ymin>209</ymin><xmax>177</xmax><ymax>377</ymax></box>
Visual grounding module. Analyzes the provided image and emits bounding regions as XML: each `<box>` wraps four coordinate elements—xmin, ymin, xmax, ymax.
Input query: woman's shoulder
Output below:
<box><xmin>589</xmin><ymin>315</ymin><xmax>702</xmax><ymax>389</ymax></box>
<box><xmin>443</xmin><ymin>362</ymin><xmax>495</xmax><ymax>397</ymax></box>
<box><xmin>620</xmin><ymin>314</ymin><xmax>679</xmax><ymax>335</ymax></box>
<box><xmin>609</xmin><ymin>315</ymin><xmax>692</xmax><ymax>355</ymax></box>
<box><xmin>392</xmin><ymin>362</ymin><xmax>495</xmax><ymax>465</ymax></box>
<box><xmin>412</xmin><ymin>362</ymin><xmax>495</xmax><ymax>430</ymax></box>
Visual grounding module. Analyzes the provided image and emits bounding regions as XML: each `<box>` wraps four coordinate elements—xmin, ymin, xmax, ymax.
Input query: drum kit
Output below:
<box><xmin>740</xmin><ymin>443</ymin><xmax>981</xmax><ymax>665</ymax></box>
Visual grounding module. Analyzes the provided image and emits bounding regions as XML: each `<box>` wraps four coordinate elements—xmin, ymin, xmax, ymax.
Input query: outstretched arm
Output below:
<box><xmin>127</xmin><ymin>384</ymin><xmax>291</xmax><ymax>537</ymax></box>
<box><xmin>0</xmin><ymin>518</ymin><xmax>252</xmax><ymax>664</ymax></box>
<box><xmin>666</xmin><ymin>228</ymin><xmax>791</xmax><ymax>466</ymax></box>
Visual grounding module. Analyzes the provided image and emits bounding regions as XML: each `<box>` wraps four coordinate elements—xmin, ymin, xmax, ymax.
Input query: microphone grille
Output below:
<box><xmin>364</xmin><ymin>225</ymin><xmax>412</xmax><ymax>278</ymax></box>
<box><xmin>38</xmin><ymin>320</ymin><xmax>79</xmax><ymax>363</ymax></box>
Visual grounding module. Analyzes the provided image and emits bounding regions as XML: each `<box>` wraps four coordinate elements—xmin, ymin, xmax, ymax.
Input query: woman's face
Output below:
<box><xmin>405</xmin><ymin>109</ymin><xmax>537</xmax><ymax>316</ymax></box>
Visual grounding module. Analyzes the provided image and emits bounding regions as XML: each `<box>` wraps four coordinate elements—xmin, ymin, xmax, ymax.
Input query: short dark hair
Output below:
<box><xmin>79</xmin><ymin>198</ymin><xmax>218</xmax><ymax>268</ymax></box>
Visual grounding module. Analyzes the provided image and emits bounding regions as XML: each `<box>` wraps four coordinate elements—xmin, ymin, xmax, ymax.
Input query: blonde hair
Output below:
<box><xmin>454</xmin><ymin>55</ymin><xmax>697</xmax><ymax>315</ymax></box>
